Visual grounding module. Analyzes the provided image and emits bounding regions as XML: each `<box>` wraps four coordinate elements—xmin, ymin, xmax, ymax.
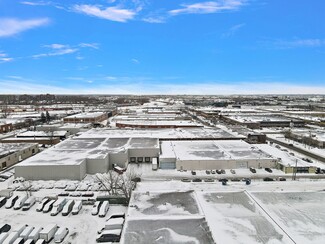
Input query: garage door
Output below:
<box><xmin>159</xmin><ymin>162</ymin><xmax>176</xmax><ymax>169</ymax></box>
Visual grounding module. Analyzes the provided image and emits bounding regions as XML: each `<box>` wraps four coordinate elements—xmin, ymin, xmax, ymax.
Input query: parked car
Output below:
<box><xmin>230</xmin><ymin>178</ymin><xmax>240</xmax><ymax>182</ymax></box>
<box><xmin>278</xmin><ymin>177</ymin><xmax>287</xmax><ymax>181</ymax></box>
<box><xmin>263</xmin><ymin>177</ymin><xmax>274</xmax><ymax>182</ymax></box>
<box><xmin>230</xmin><ymin>169</ymin><xmax>236</xmax><ymax>174</ymax></box>
<box><xmin>13</xmin><ymin>237</ymin><xmax>24</xmax><ymax>244</ymax></box>
<box><xmin>36</xmin><ymin>198</ymin><xmax>50</xmax><ymax>212</ymax></box>
<box><xmin>35</xmin><ymin>239</ymin><xmax>46</xmax><ymax>244</ymax></box>
<box><xmin>181</xmin><ymin>178</ymin><xmax>191</xmax><ymax>182</ymax></box>
<box><xmin>96</xmin><ymin>229</ymin><xmax>122</xmax><ymax>243</ymax></box>
<box><xmin>43</xmin><ymin>200</ymin><xmax>56</xmax><ymax>213</ymax></box>
<box><xmin>0</xmin><ymin>224</ymin><xmax>11</xmax><ymax>234</ymax></box>
<box><xmin>204</xmin><ymin>178</ymin><xmax>214</xmax><ymax>182</ymax></box>
<box><xmin>3</xmin><ymin>232</ymin><xmax>19</xmax><ymax>244</ymax></box>
<box><xmin>211</xmin><ymin>170</ymin><xmax>216</xmax><ymax>174</ymax></box>
<box><xmin>249</xmin><ymin>167</ymin><xmax>256</xmax><ymax>173</ymax></box>
<box><xmin>5</xmin><ymin>195</ymin><xmax>19</xmax><ymax>209</ymax></box>
<box><xmin>28</xmin><ymin>227</ymin><xmax>43</xmax><ymax>242</ymax></box>
<box><xmin>14</xmin><ymin>195</ymin><xmax>28</xmax><ymax>210</ymax></box>
<box><xmin>54</xmin><ymin>227</ymin><xmax>69</xmax><ymax>243</ymax></box>
<box><xmin>0</xmin><ymin>233</ymin><xmax>8</xmax><ymax>243</ymax></box>
<box><xmin>99</xmin><ymin>201</ymin><xmax>110</xmax><ymax>218</ymax></box>
<box><xmin>0</xmin><ymin>197</ymin><xmax>7</xmax><ymax>208</ymax></box>
<box><xmin>20</xmin><ymin>226</ymin><xmax>34</xmax><ymax>241</ymax></box>
<box><xmin>205</xmin><ymin>170</ymin><xmax>210</xmax><ymax>175</ymax></box>
<box><xmin>106</xmin><ymin>212</ymin><xmax>125</xmax><ymax>221</ymax></box>
<box><xmin>220</xmin><ymin>169</ymin><xmax>226</xmax><ymax>174</ymax></box>
<box><xmin>71</xmin><ymin>200</ymin><xmax>82</xmax><ymax>215</ymax></box>
<box><xmin>62</xmin><ymin>199</ymin><xmax>75</xmax><ymax>216</ymax></box>
<box><xmin>51</xmin><ymin>198</ymin><xmax>67</xmax><ymax>216</ymax></box>
<box><xmin>91</xmin><ymin>201</ymin><xmax>102</xmax><ymax>216</ymax></box>
<box><xmin>23</xmin><ymin>239</ymin><xmax>35</xmax><ymax>244</ymax></box>
<box><xmin>22</xmin><ymin>196</ymin><xmax>36</xmax><ymax>211</ymax></box>
<box><xmin>191</xmin><ymin>171</ymin><xmax>196</xmax><ymax>176</ymax></box>
<box><xmin>192</xmin><ymin>178</ymin><xmax>202</xmax><ymax>182</ymax></box>
<box><xmin>265</xmin><ymin>168</ymin><xmax>273</xmax><ymax>173</ymax></box>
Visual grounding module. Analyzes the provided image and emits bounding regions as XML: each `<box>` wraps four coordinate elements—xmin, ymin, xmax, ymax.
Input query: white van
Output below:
<box><xmin>98</xmin><ymin>201</ymin><xmax>109</xmax><ymax>218</ymax></box>
<box><xmin>28</xmin><ymin>227</ymin><xmax>43</xmax><ymax>242</ymax></box>
<box><xmin>62</xmin><ymin>200</ymin><xmax>75</xmax><ymax>216</ymax></box>
<box><xmin>12</xmin><ymin>225</ymin><xmax>28</xmax><ymax>236</ymax></box>
<box><xmin>22</xmin><ymin>196</ymin><xmax>36</xmax><ymax>211</ymax></box>
<box><xmin>36</xmin><ymin>198</ymin><xmax>49</xmax><ymax>212</ymax></box>
<box><xmin>51</xmin><ymin>198</ymin><xmax>67</xmax><ymax>216</ymax></box>
<box><xmin>39</xmin><ymin>224</ymin><xmax>57</xmax><ymax>243</ymax></box>
<box><xmin>35</xmin><ymin>239</ymin><xmax>46</xmax><ymax>244</ymax></box>
<box><xmin>23</xmin><ymin>239</ymin><xmax>35</xmax><ymax>244</ymax></box>
<box><xmin>42</xmin><ymin>200</ymin><xmax>56</xmax><ymax>213</ymax></box>
<box><xmin>12</xmin><ymin>237</ymin><xmax>24</xmax><ymax>244</ymax></box>
<box><xmin>13</xmin><ymin>195</ymin><xmax>28</xmax><ymax>210</ymax></box>
<box><xmin>5</xmin><ymin>195</ymin><xmax>18</xmax><ymax>209</ymax></box>
<box><xmin>71</xmin><ymin>200</ymin><xmax>82</xmax><ymax>215</ymax></box>
<box><xmin>105</xmin><ymin>217</ymin><xmax>125</xmax><ymax>230</ymax></box>
<box><xmin>0</xmin><ymin>233</ymin><xmax>9</xmax><ymax>243</ymax></box>
<box><xmin>20</xmin><ymin>226</ymin><xmax>34</xmax><ymax>241</ymax></box>
<box><xmin>0</xmin><ymin>196</ymin><xmax>7</xmax><ymax>208</ymax></box>
<box><xmin>2</xmin><ymin>231</ymin><xmax>19</xmax><ymax>244</ymax></box>
<box><xmin>54</xmin><ymin>227</ymin><xmax>69</xmax><ymax>243</ymax></box>
<box><xmin>91</xmin><ymin>201</ymin><xmax>102</xmax><ymax>216</ymax></box>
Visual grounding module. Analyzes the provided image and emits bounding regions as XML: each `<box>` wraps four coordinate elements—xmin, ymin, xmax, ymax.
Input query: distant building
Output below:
<box><xmin>0</xmin><ymin>143</ymin><xmax>38</xmax><ymax>171</ymax></box>
<box><xmin>63</xmin><ymin>112</ymin><xmax>108</xmax><ymax>124</ymax></box>
<box><xmin>0</xmin><ymin>122</ymin><xmax>13</xmax><ymax>133</ymax></box>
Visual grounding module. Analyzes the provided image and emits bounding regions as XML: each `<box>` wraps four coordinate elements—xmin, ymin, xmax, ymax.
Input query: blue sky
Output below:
<box><xmin>0</xmin><ymin>0</ymin><xmax>325</xmax><ymax>94</ymax></box>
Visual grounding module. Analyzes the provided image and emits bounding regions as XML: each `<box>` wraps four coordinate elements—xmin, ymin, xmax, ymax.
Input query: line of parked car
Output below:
<box><xmin>0</xmin><ymin>223</ymin><xmax>68</xmax><ymax>244</ymax></box>
<box><xmin>36</xmin><ymin>197</ymin><xmax>82</xmax><ymax>216</ymax></box>
<box><xmin>0</xmin><ymin>195</ymin><xmax>83</xmax><ymax>217</ymax></box>
<box><xmin>96</xmin><ymin>212</ymin><xmax>125</xmax><ymax>243</ymax></box>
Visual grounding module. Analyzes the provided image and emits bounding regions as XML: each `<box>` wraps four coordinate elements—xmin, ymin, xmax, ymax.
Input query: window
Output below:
<box><xmin>137</xmin><ymin>157</ymin><xmax>143</xmax><ymax>163</ymax></box>
<box><xmin>145</xmin><ymin>157</ymin><xmax>150</xmax><ymax>162</ymax></box>
<box><xmin>2</xmin><ymin>162</ymin><xmax>6</xmax><ymax>168</ymax></box>
<box><xmin>32</xmin><ymin>149</ymin><xmax>35</xmax><ymax>154</ymax></box>
<box><xmin>130</xmin><ymin>157</ymin><xmax>136</xmax><ymax>163</ymax></box>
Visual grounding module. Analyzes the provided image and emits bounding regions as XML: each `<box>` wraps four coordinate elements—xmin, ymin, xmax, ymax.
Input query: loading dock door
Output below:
<box><xmin>159</xmin><ymin>162</ymin><xmax>176</xmax><ymax>169</ymax></box>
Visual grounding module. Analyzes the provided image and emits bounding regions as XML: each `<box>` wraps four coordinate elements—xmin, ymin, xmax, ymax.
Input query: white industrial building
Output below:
<box><xmin>15</xmin><ymin>128</ymin><xmax>277</xmax><ymax>180</ymax></box>
<box><xmin>160</xmin><ymin>140</ymin><xmax>277</xmax><ymax>170</ymax></box>
<box><xmin>15</xmin><ymin>137</ymin><xmax>159</xmax><ymax>180</ymax></box>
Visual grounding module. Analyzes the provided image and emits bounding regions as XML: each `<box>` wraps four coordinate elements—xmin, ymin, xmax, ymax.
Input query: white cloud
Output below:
<box><xmin>43</xmin><ymin>43</ymin><xmax>68</xmax><ymax>49</ymax></box>
<box><xmin>0</xmin><ymin>18</ymin><xmax>50</xmax><ymax>38</ymax></box>
<box><xmin>222</xmin><ymin>23</ymin><xmax>245</xmax><ymax>37</ymax></box>
<box><xmin>142</xmin><ymin>17</ymin><xmax>166</xmax><ymax>24</ymax></box>
<box><xmin>73</xmin><ymin>4</ymin><xmax>136</xmax><ymax>22</ymax></box>
<box><xmin>0</xmin><ymin>57</ymin><xmax>14</xmax><ymax>63</ymax></box>
<box><xmin>131</xmin><ymin>58</ymin><xmax>140</xmax><ymax>64</ymax></box>
<box><xmin>32</xmin><ymin>48</ymin><xmax>78</xmax><ymax>58</ymax></box>
<box><xmin>273</xmin><ymin>38</ymin><xmax>325</xmax><ymax>49</ymax></box>
<box><xmin>169</xmin><ymin>0</ymin><xmax>245</xmax><ymax>15</ymax></box>
<box><xmin>79</xmin><ymin>43</ymin><xmax>100</xmax><ymax>49</ymax></box>
<box><xmin>20</xmin><ymin>1</ymin><xmax>51</xmax><ymax>6</ymax></box>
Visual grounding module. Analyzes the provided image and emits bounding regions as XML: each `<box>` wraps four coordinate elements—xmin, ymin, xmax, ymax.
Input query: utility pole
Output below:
<box><xmin>292</xmin><ymin>159</ymin><xmax>298</xmax><ymax>181</ymax></box>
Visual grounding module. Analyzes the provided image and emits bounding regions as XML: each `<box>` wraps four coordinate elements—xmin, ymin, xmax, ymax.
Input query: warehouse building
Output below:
<box><xmin>15</xmin><ymin>137</ymin><xmax>159</xmax><ymax>180</ymax></box>
<box><xmin>159</xmin><ymin>140</ymin><xmax>277</xmax><ymax>170</ymax></box>
<box><xmin>63</xmin><ymin>112</ymin><xmax>108</xmax><ymax>124</ymax></box>
<box><xmin>0</xmin><ymin>143</ymin><xmax>39</xmax><ymax>171</ymax></box>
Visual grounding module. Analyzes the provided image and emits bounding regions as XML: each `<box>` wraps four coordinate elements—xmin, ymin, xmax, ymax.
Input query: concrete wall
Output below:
<box><xmin>86</xmin><ymin>155</ymin><xmax>109</xmax><ymax>174</ymax></box>
<box><xmin>109</xmin><ymin>151</ymin><xmax>128</xmax><ymax>168</ymax></box>
<box><xmin>15</xmin><ymin>160</ymin><xmax>87</xmax><ymax>180</ymax></box>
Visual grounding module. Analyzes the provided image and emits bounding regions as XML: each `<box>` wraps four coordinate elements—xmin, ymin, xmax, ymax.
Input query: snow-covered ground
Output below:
<box><xmin>125</xmin><ymin>180</ymin><xmax>325</xmax><ymax>244</ymax></box>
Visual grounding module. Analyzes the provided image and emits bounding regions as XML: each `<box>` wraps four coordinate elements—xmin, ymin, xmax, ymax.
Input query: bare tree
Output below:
<box><xmin>95</xmin><ymin>168</ymin><xmax>141</xmax><ymax>203</ymax></box>
<box><xmin>1</xmin><ymin>97</ymin><xmax>11</xmax><ymax>118</ymax></box>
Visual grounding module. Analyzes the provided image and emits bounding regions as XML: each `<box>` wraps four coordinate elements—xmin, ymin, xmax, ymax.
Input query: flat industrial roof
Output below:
<box><xmin>161</xmin><ymin>140</ymin><xmax>273</xmax><ymax>161</ymax></box>
<box><xmin>64</xmin><ymin>112</ymin><xmax>105</xmax><ymax>119</ymax></box>
<box><xmin>0</xmin><ymin>143</ymin><xmax>37</xmax><ymax>158</ymax></box>
<box><xmin>78</xmin><ymin>127</ymin><xmax>241</xmax><ymax>140</ymax></box>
